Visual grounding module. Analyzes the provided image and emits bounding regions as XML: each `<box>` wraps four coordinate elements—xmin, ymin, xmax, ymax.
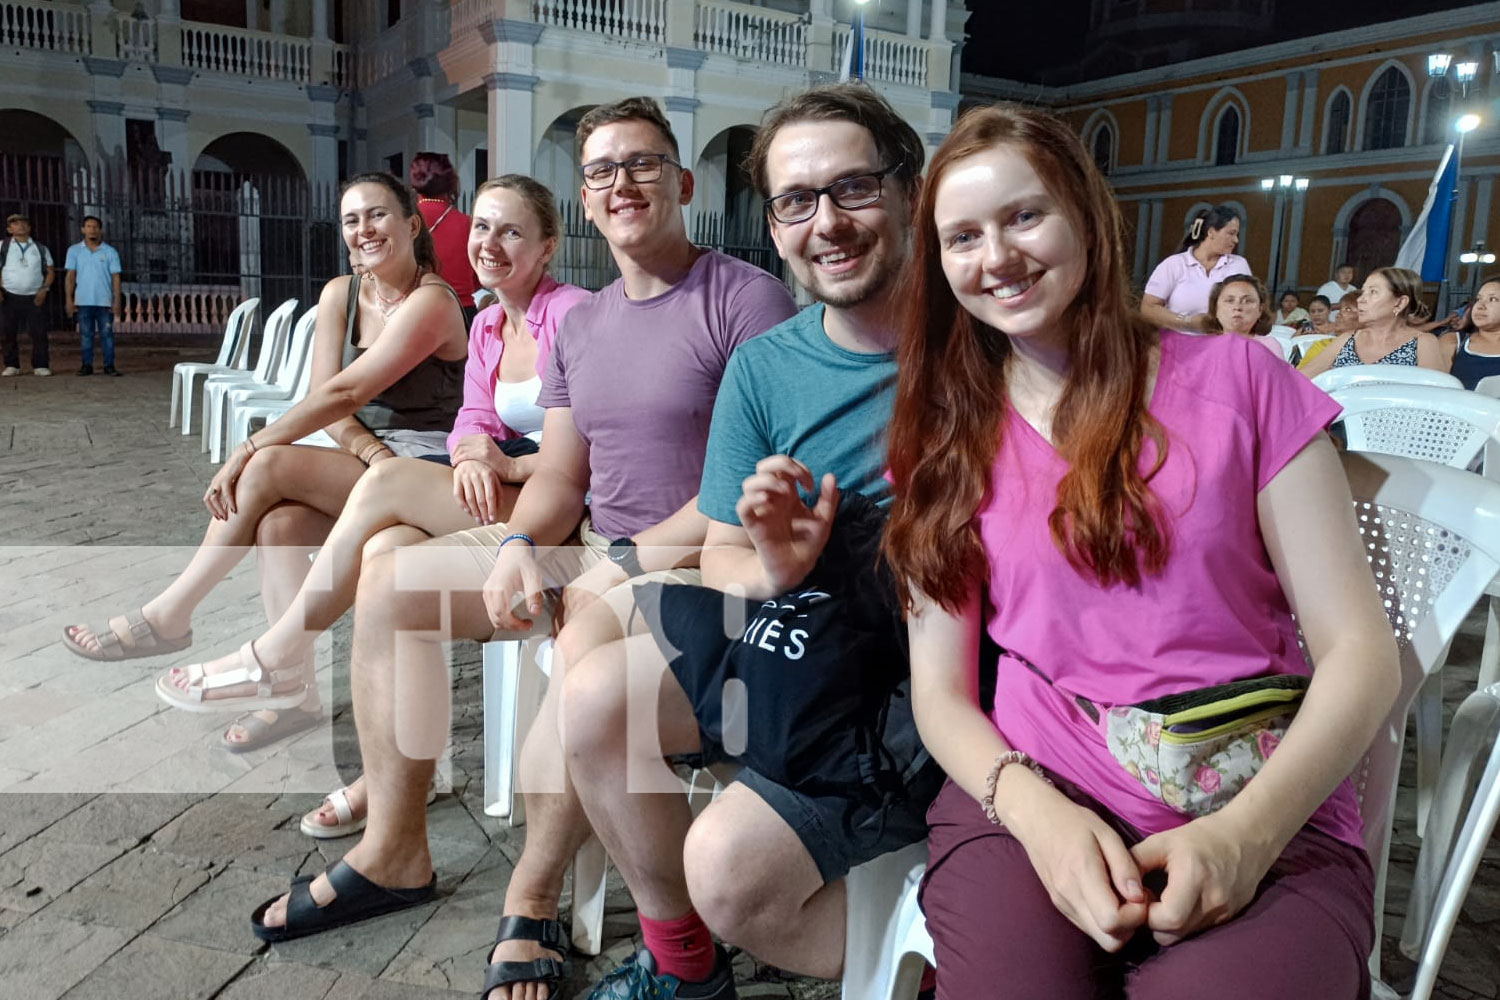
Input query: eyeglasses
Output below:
<box><xmin>766</xmin><ymin>164</ymin><xmax>902</xmax><ymax>224</ymax></box>
<box><xmin>580</xmin><ymin>153</ymin><xmax>682</xmax><ymax>190</ymax></box>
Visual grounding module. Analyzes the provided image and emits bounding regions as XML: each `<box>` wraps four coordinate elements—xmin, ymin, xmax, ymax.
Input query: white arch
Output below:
<box><xmin>1417</xmin><ymin>76</ymin><xmax>1455</xmax><ymax>146</ymax></box>
<box><xmin>1319</xmin><ymin>85</ymin><xmax>1354</xmax><ymax>156</ymax></box>
<box><xmin>1081</xmin><ymin>108</ymin><xmax>1120</xmax><ymax>174</ymax></box>
<box><xmin>1333</xmin><ymin>187</ymin><xmax>1413</xmax><ymax>233</ymax></box>
<box><xmin>1355</xmin><ymin>58</ymin><xmax>1417</xmax><ymax>152</ymax></box>
<box><xmin>1196</xmin><ymin>86</ymin><xmax>1252</xmax><ymax>164</ymax></box>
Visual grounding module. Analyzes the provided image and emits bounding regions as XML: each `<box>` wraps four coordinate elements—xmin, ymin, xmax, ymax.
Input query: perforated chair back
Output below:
<box><xmin>1315</xmin><ymin>364</ymin><xmax>1464</xmax><ymax>393</ymax></box>
<box><xmin>1330</xmin><ymin>383</ymin><xmax>1500</xmax><ymax>471</ymax></box>
<box><xmin>273</xmin><ymin>308</ymin><xmax>318</xmax><ymax>394</ymax></box>
<box><xmin>216</xmin><ymin>297</ymin><xmax>260</xmax><ymax>369</ymax></box>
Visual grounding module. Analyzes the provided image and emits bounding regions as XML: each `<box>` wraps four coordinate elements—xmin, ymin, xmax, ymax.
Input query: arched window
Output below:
<box><xmin>1423</xmin><ymin>85</ymin><xmax>1453</xmax><ymax>145</ymax></box>
<box><xmin>1092</xmin><ymin>125</ymin><xmax>1114</xmax><ymax>175</ymax></box>
<box><xmin>1214</xmin><ymin>106</ymin><xmax>1240</xmax><ymax>165</ymax></box>
<box><xmin>1325</xmin><ymin>91</ymin><xmax>1351</xmax><ymax>154</ymax></box>
<box><xmin>1364</xmin><ymin>67</ymin><xmax>1411</xmax><ymax>151</ymax></box>
<box><xmin>1347</xmin><ymin>199</ymin><xmax>1403</xmax><ymax>279</ymax></box>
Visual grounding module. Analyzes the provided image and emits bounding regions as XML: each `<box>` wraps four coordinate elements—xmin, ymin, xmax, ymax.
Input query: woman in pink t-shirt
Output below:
<box><xmin>1202</xmin><ymin>273</ymin><xmax>1284</xmax><ymax>358</ymax></box>
<box><xmin>884</xmin><ymin>104</ymin><xmax>1399</xmax><ymax>998</ymax></box>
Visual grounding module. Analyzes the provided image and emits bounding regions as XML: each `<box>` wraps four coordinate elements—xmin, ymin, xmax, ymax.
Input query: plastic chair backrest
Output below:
<box><xmin>1289</xmin><ymin>333</ymin><xmax>1333</xmax><ymax>352</ymax></box>
<box><xmin>1314</xmin><ymin>364</ymin><xmax>1464</xmax><ymax>393</ymax></box>
<box><xmin>273</xmin><ymin>309</ymin><xmax>318</xmax><ymax>393</ymax></box>
<box><xmin>1340</xmin><ymin>452</ymin><xmax>1500</xmax><ymax>954</ymax></box>
<box><xmin>1330</xmin><ymin>383</ymin><xmax>1500</xmax><ymax>471</ymax></box>
<box><xmin>216</xmin><ymin>297</ymin><xmax>260</xmax><ymax>368</ymax></box>
<box><xmin>251</xmin><ymin>299</ymin><xmax>298</xmax><ymax>383</ymax></box>
<box><xmin>1476</xmin><ymin>374</ymin><xmax>1500</xmax><ymax>399</ymax></box>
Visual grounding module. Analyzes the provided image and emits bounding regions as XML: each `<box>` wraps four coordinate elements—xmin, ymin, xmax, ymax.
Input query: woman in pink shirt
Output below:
<box><xmin>154</xmin><ymin>175</ymin><xmax>588</xmax><ymax>772</ymax></box>
<box><xmin>1203</xmin><ymin>273</ymin><xmax>1285</xmax><ymax>358</ymax></box>
<box><xmin>1141</xmin><ymin>205</ymin><xmax>1250</xmax><ymax>334</ymax></box>
<box><xmin>884</xmin><ymin>104</ymin><xmax>1398</xmax><ymax>998</ymax></box>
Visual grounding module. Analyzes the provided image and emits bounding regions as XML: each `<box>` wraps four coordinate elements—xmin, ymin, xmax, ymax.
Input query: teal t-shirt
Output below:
<box><xmin>698</xmin><ymin>303</ymin><xmax>897</xmax><ymax>525</ymax></box>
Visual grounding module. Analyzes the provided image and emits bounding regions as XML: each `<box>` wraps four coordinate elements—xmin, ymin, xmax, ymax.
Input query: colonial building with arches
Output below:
<box><xmin>965</xmin><ymin>1</ymin><xmax>1500</xmax><ymax>303</ymax></box>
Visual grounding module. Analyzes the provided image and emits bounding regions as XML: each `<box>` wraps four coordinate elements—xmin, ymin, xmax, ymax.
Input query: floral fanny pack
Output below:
<box><xmin>1009</xmin><ymin>654</ymin><xmax>1307</xmax><ymax>818</ymax></box>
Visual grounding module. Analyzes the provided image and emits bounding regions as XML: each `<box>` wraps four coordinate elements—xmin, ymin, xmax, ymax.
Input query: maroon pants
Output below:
<box><xmin>918</xmin><ymin>778</ymin><xmax>1375</xmax><ymax>1000</ymax></box>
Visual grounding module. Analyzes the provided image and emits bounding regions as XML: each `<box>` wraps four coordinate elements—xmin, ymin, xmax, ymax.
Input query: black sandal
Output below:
<box><xmin>250</xmin><ymin>859</ymin><xmax>436</xmax><ymax>943</ymax></box>
<box><xmin>480</xmin><ymin>914</ymin><xmax>570</xmax><ymax>998</ymax></box>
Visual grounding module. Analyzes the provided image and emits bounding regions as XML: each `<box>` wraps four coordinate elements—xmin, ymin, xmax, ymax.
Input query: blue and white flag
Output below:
<box><xmin>1395</xmin><ymin>144</ymin><xmax>1458</xmax><ymax>282</ymax></box>
<box><xmin>838</xmin><ymin>12</ymin><xmax>865</xmax><ymax>82</ymax></box>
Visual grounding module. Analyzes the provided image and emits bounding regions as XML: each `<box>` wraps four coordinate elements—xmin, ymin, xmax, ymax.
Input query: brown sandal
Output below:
<box><xmin>61</xmin><ymin>608</ymin><xmax>193</xmax><ymax>662</ymax></box>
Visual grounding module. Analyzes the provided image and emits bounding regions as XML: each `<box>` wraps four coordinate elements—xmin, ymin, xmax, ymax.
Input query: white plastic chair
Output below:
<box><xmin>1315</xmin><ymin>365</ymin><xmax>1465</xmax><ymax>393</ymax></box>
<box><xmin>199</xmin><ymin>298</ymin><xmax>298</xmax><ymax>455</ymax></box>
<box><xmin>215</xmin><ymin>307</ymin><xmax>318</xmax><ymax>461</ymax></box>
<box><xmin>168</xmin><ymin>297</ymin><xmax>259</xmax><ymax>434</ymax></box>
<box><xmin>1475</xmin><ymin>374</ymin><xmax>1500</xmax><ymax>399</ymax></box>
<box><xmin>1288</xmin><ymin>333</ymin><xmax>1333</xmax><ymax>365</ymax></box>
<box><xmin>844</xmin><ymin>451</ymin><xmax>1500</xmax><ymax>1000</ymax></box>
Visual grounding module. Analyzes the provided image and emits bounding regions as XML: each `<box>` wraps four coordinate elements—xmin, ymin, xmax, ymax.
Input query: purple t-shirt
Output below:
<box><xmin>977</xmin><ymin>331</ymin><xmax>1363</xmax><ymax>849</ymax></box>
<box><xmin>539</xmin><ymin>249</ymin><xmax>798</xmax><ymax>539</ymax></box>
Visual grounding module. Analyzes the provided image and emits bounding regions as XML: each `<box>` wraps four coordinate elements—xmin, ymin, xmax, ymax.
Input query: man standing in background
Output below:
<box><xmin>65</xmin><ymin>215</ymin><xmax>122</xmax><ymax>377</ymax></box>
<box><xmin>0</xmin><ymin>212</ymin><xmax>55</xmax><ymax>376</ymax></box>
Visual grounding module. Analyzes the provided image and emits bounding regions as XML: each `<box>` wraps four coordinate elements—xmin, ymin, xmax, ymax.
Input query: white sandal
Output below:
<box><xmin>299</xmin><ymin>779</ymin><xmax>441</xmax><ymax>840</ymax></box>
<box><xmin>154</xmin><ymin>641</ymin><xmax>309</xmax><ymax>714</ymax></box>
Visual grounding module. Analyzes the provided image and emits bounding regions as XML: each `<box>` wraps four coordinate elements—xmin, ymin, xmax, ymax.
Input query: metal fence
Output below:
<box><xmin>0</xmin><ymin>154</ymin><xmax>341</xmax><ymax>333</ymax></box>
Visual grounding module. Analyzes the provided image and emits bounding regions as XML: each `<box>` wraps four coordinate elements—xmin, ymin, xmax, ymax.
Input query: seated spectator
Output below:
<box><xmin>152</xmin><ymin>176</ymin><xmax>588</xmax><ymax>768</ymax></box>
<box><xmin>62</xmin><ymin>173</ymin><xmax>468</xmax><ymax>749</ymax></box>
<box><xmin>1442</xmin><ymin>277</ymin><xmax>1500</xmax><ymax>389</ymax></box>
<box><xmin>1299</xmin><ymin>267</ymin><xmax>1447</xmax><ymax>377</ymax></box>
<box><xmin>1301</xmin><ymin>294</ymin><xmax>1335</xmax><ymax>334</ymax></box>
<box><xmin>1204</xmin><ymin>274</ymin><xmax>1285</xmax><ymax>357</ymax></box>
<box><xmin>1317</xmin><ymin>263</ymin><xmax>1358</xmax><ymax>303</ymax></box>
<box><xmin>1273</xmin><ymin>289</ymin><xmax>1309</xmax><ymax>328</ymax></box>
<box><xmin>559</xmin><ymin>82</ymin><xmax>937</xmax><ymax>998</ymax></box>
<box><xmin>887</xmin><ymin>101</ymin><xmax>1398</xmax><ymax>1000</ymax></box>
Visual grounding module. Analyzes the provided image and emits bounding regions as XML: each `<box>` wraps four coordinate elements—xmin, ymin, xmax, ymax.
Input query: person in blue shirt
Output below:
<box><xmin>64</xmin><ymin>215</ymin><xmax>123</xmax><ymax>376</ymax></box>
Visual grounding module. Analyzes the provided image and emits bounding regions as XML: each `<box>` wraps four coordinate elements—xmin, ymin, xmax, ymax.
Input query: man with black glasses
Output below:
<box><xmin>560</xmin><ymin>83</ymin><xmax>935</xmax><ymax>1000</ymax></box>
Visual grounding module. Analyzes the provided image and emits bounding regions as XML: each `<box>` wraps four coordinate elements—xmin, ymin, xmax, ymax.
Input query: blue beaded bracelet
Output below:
<box><xmin>496</xmin><ymin>532</ymin><xmax>535</xmax><ymax>557</ymax></box>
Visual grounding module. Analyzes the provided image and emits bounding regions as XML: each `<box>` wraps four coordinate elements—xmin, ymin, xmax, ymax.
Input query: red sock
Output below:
<box><xmin>638</xmin><ymin>908</ymin><xmax>717</xmax><ymax>982</ymax></box>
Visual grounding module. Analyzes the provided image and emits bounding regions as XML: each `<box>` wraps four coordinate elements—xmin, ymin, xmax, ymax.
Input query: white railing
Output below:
<box><xmin>695</xmin><ymin>1</ymin><xmax>804</xmax><ymax>67</ymax></box>
<box><xmin>182</xmin><ymin>23</ymin><xmax>312</xmax><ymax>83</ymax></box>
<box><xmin>450</xmin><ymin>0</ymin><xmax>494</xmax><ymax>38</ymax></box>
<box><xmin>0</xmin><ymin>0</ymin><xmax>89</xmax><ymax>54</ymax></box>
<box><xmin>116</xmin><ymin>13</ymin><xmax>156</xmax><ymax>62</ymax></box>
<box><xmin>831</xmin><ymin>24</ymin><xmax>927</xmax><ymax>88</ymax></box>
<box><xmin>332</xmin><ymin>43</ymin><xmax>354</xmax><ymax>87</ymax></box>
<box><xmin>116</xmin><ymin>286</ymin><xmax>242</xmax><ymax>335</ymax></box>
<box><xmin>533</xmin><ymin>0</ymin><xmax>666</xmax><ymax>43</ymax></box>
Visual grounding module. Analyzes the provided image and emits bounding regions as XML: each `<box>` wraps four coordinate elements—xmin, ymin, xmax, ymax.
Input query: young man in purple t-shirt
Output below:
<box><xmin>247</xmin><ymin>98</ymin><xmax>796</xmax><ymax>982</ymax></box>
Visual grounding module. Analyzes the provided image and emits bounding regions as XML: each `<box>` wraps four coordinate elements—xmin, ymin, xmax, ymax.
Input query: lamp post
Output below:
<box><xmin>1260</xmin><ymin>173</ymin><xmax>1308</xmax><ymax>295</ymax></box>
<box><xmin>846</xmin><ymin>0</ymin><xmax>870</xmax><ymax>82</ymax></box>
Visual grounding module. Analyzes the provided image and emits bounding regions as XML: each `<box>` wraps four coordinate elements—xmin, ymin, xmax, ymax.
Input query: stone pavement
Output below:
<box><xmin>0</xmin><ymin>338</ymin><xmax>1497</xmax><ymax>999</ymax></box>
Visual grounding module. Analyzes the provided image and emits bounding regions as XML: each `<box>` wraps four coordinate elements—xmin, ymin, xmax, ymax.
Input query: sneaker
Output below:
<box><xmin>586</xmin><ymin>946</ymin><xmax>736</xmax><ymax>1000</ymax></box>
<box><xmin>0</xmin><ymin>367</ymin><xmax>18</xmax><ymax>377</ymax></box>
<box><xmin>33</xmin><ymin>368</ymin><xmax>51</xmax><ymax>377</ymax></box>
<box><xmin>76</xmin><ymin>365</ymin><xmax>93</xmax><ymax>376</ymax></box>
<box><xmin>104</xmin><ymin>366</ymin><xmax>122</xmax><ymax>377</ymax></box>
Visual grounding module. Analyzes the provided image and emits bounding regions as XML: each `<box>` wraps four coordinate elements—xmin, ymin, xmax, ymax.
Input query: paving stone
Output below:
<box><xmin>43</xmin><ymin>848</ymin><xmax>213</xmax><ymax>933</ymax></box>
<box><xmin>322</xmin><ymin>969</ymin><xmax>472</xmax><ymax>999</ymax></box>
<box><xmin>0</xmin><ymin>837</ymin><xmax>126</xmax><ymax>915</ymax></box>
<box><xmin>42</xmin><ymin>792</ymin><xmax>204</xmax><ymax>849</ymax></box>
<box><xmin>0</xmin><ymin>914</ymin><xmax>134</xmax><ymax>1000</ymax></box>
<box><xmin>381</xmin><ymin>881</ymin><xmax>507</xmax><ymax>993</ymax></box>
<box><xmin>0</xmin><ymin>792</ymin><xmax>94</xmax><ymax>855</ymax></box>
<box><xmin>215</xmin><ymin>960</ymin><xmax>341</xmax><ymax>999</ymax></box>
<box><xmin>264</xmin><ymin>894</ymin><xmax>441</xmax><ymax>978</ymax></box>
<box><xmin>59</xmin><ymin>933</ymin><xmax>253</xmax><ymax>1000</ymax></box>
<box><xmin>152</xmin><ymin>863</ymin><xmax>290</xmax><ymax>956</ymax></box>
<box><xmin>149</xmin><ymin>793</ymin><xmax>314</xmax><ymax>873</ymax></box>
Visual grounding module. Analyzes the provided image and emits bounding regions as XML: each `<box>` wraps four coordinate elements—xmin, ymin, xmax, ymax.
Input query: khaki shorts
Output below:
<box><xmin>423</xmin><ymin>514</ymin><xmax>702</xmax><ymax>639</ymax></box>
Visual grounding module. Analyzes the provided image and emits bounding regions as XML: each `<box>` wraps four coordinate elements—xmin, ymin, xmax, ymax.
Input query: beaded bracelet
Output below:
<box><xmin>495</xmin><ymin>532</ymin><xmax>535</xmax><ymax>558</ymax></box>
<box><xmin>980</xmin><ymin>750</ymin><xmax>1051</xmax><ymax>827</ymax></box>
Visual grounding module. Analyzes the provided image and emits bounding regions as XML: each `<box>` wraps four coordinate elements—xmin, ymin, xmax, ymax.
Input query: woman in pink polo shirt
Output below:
<box><xmin>1141</xmin><ymin>205</ymin><xmax>1250</xmax><ymax>334</ymax></box>
<box><xmin>885</xmin><ymin>104</ymin><xmax>1397</xmax><ymax>999</ymax></box>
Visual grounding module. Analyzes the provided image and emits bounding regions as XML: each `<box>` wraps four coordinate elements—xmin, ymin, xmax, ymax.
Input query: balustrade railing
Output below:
<box><xmin>182</xmin><ymin>23</ymin><xmax>312</xmax><ymax>83</ymax></box>
<box><xmin>116</xmin><ymin>287</ymin><xmax>242</xmax><ymax>335</ymax></box>
<box><xmin>533</xmin><ymin>0</ymin><xmax>666</xmax><ymax>43</ymax></box>
<box><xmin>331</xmin><ymin>43</ymin><xmax>355</xmax><ymax>87</ymax></box>
<box><xmin>116</xmin><ymin>13</ymin><xmax>156</xmax><ymax>61</ymax></box>
<box><xmin>0</xmin><ymin>0</ymin><xmax>89</xmax><ymax>54</ymax></box>
<box><xmin>695</xmin><ymin>1</ymin><xmax>804</xmax><ymax>67</ymax></box>
<box><xmin>832</xmin><ymin>23</ymin><xmax>928</xmax><ymax>88</ymax></box>
<box><xmin>450</xmin><ymin>0</ymin><xmax>494</xmax><ymax>38</ymax></box>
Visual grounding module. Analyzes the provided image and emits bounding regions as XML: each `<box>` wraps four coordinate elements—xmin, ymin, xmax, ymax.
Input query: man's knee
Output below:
<box><xmin>559</xmin><ymin>643</ymin><xmax>628</xmax><ymax>763</ymax></box>
<box><xmin>683</xmin><ymin>814</ymin><xmax>785</xmax><ymax>945</ymax></box>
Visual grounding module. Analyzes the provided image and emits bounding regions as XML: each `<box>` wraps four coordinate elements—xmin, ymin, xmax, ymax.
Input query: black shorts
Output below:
<box><xmin>636</xmin><ymin>580</ymin><xmax>942</xmax><ymax>884</ymax></box>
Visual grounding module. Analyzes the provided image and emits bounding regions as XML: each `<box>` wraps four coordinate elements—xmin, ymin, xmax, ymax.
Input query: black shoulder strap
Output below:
<box><xmin>345</xmin><ymin>273</ymin><xmax>361</xmax><ymax>346</ymax></box>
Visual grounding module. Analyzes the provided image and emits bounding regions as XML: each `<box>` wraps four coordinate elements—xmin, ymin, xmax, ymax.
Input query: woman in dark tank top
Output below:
<box><xmin>1443</xmin><ymin>279</ymin><xmax>1500</xmax><ymax>390</ymax></box>
<box><xmin>63</xmin><ymin>172</ymin><xmax>468</xmax><ymax>749</ymax></box>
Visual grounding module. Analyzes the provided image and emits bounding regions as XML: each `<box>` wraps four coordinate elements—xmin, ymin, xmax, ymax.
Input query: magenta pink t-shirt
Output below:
<box><xmin>978</xmin><ymin>331</ymin><xmax>1364</xmax><ymax>848</ymax></box>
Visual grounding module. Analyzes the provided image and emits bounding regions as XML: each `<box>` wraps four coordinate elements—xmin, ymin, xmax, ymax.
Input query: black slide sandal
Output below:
<box><xmin>250</xmin><ymin>860</ymin><xmax>436</xmax><ymax>943</ymax></box>
<box><xmin>480</xmin><ymin>915</ymin><xmax>570</xmax><ymax>998</ymax></box>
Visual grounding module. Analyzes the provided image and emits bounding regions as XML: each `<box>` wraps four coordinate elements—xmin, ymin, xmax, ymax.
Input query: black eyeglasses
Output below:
<box><xmin>766</xmin><ymin>164</ymin><xmax>902</xmax><ymax>224</ymax></box>
<box><xmin>580</xmin><ymin>153</ymin><xmax>682</xmax><ymax>190</ymax></box>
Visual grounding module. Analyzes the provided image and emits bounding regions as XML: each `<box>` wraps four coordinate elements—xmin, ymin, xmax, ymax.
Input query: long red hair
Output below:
<box><xmin>884</xmin><ymin>103</ymin><xmax>1170</xmax><ymax>612</ymax></box>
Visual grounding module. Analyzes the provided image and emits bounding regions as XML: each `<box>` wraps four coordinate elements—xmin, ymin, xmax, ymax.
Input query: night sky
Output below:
<box><xmin>962</xmin><ymin>0</ymin><xmax>1486</xmax><ymax>84</ymax></box>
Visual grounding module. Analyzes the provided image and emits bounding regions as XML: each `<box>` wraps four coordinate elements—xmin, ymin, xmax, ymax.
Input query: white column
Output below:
<box><xmin>929</xmin><ymin>0</ymin><xmax>946</xmax><ymax>41</ymax></box>
<box><xmin>1147</xmin><ymin>199</ymin><xmax>1165</xmax><ymax>266</ymax></box>
<box><xmin>1267</xmin><ymin>192</ymin><xmax>1287</xmax><ymax>288</ymax></box>
<box><xmin>1133</xmin><ymin>201</ymin><xmax>1151</xmax><ymax>285</ymax></box>
<box><xmin>1297</xmin><ymin>68</ymin><xmax>1319</xmax><ymax>153</ymax></box>
<box><xmin>485</xmin><ymin>77</ymin><xmax>536</xmax><ymax>177</ymax></box>
<box><xmin>1471</xmin><ymin>176</ymin><xmax>1493</xmax><ymax>246</ymax></box>
<box><xmin>1155</xmin><ymin>94</ymin><xmax>1173</xmax><ymax>164</ymax></box>
<box><xmin>1441</xmin><ymin>176</ymin><xmax>1472</xmax><ymax>314</ymax></box>
<box><xmin>665</xmin><ymin>96</ymin><xmax>698</xmax><ymax>233</ymax></box>
<box><xmin>244</xmin><ymin>0</ymin><xmax>257</xmax><ymax>30</ymax></box>
<box><xmin>159</xmin><ymin>0</ymin><xmax>180</xmax><ymax>17</ymax></box>
<box><xmin>1284</xmin><ymin>194</ymin><xmax>1308</xmax><ymax>292</ymax></box>
<box><xmin>906</xmin><ymin>0</ymin><xmax>923</xmax><ymax>37</ymax></box>
<box><xmin>312</xmin><ymin>0</ymin><xmax>329</xmax><ymax>40</ymax></box>
<box><xmin>269</xmin><ymin>0</ymin><xmax>287</xmax><ymax>34</ymax></box>
<box><xmin>1280</xmin><ymin>71</ymin><xmax>1300</xmax><ymax>152</ymax></box>
<box><xmin>1142</xmin><ymin>96</ymin><xmax>1159</xmax><ymax>167</ymax></box>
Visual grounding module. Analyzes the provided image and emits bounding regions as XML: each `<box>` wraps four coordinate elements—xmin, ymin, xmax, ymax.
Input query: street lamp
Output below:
<box><xmin>1428</xmin><ymin>53</ymin><xmax>1453</xmax><ymax>79</ymax></box>
<box><xmin>1260</xmin><ymin>173</ymin><xmax>1309</xmax><ymax>294</ymax></box>
<box><xmin>1457</xmin><ymin>113</ymin><xmax>1482</xmax><ymax>134</ymax></box>
<box><xmin>842</xmin><ymin>0</ymin><xmax>871</xmax><ymax>81</ymax></box>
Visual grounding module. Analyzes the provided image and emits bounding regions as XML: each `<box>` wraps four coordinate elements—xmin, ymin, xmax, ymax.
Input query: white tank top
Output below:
<box><xmin>493</xmin><ymin>375</ymin><xmax>544</xmax><ymax>442</ymax></box>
